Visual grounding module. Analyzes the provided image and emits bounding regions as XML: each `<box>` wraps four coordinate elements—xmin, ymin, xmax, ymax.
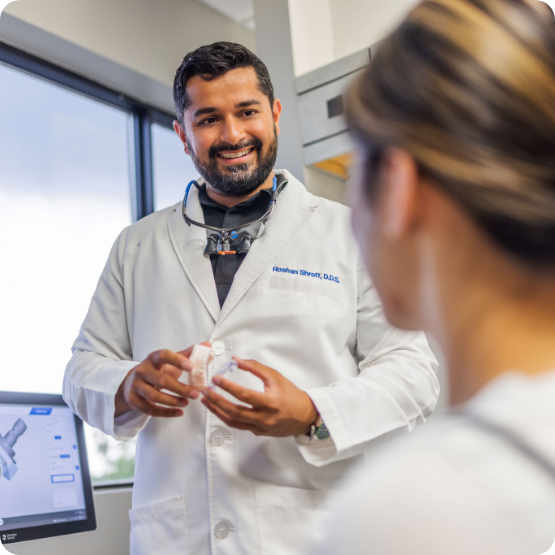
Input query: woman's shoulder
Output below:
<box><xmin>319</xmin><ymin>373</ymin><xmax>555</xmax><ymax>555</ymax></box>
<box><xmin>364</xmin><ymin>371</ymin><xmax>555</xmax><ymax>516</ymax></box>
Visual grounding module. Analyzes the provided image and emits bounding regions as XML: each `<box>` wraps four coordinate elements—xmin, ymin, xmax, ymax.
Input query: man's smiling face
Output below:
<box><xmin>175</xmin><ymin>67</ymin><xmax>281</xmax><ymax>197</ymax></box>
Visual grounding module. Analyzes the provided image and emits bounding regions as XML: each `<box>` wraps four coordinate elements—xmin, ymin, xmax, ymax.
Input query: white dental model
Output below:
<box><xmin>189</xmin><ymin>345</ymin><xmax>238</xmax><ymax>389</ymax></box>
<box><xmin>189</xmin><ymin>344</ymin><xmax>215</xmax><ymax>388</ymax></box>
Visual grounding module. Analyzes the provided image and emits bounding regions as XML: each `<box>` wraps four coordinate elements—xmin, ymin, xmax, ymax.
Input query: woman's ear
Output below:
<box><xmin>380</xmin><ymin>148</ymin><xmax>420</xmax><ymax>240</ymax></box>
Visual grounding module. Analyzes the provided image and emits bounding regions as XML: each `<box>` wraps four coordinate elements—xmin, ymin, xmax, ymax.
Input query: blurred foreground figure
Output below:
<box><xmin>311</xmin><ymin>0</ymin><xmax>555</xmax><ymax>553</ymax></box>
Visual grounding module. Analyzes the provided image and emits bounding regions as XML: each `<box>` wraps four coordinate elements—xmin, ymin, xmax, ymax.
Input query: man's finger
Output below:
<box><xmin>234</xmin><ymin>358</ymin><xmax>273</xmax><ymax>386</ymax></box>
<box><xmin>140</xmin><ymin>404</ymin><xmax>184</xmax><ymax>418</ymax></box>
<box><xmin>211</xmin><ymin>377</ymin><xmax>266</xmax><ymax>408</ymax></box>
<box><xmin>145</xmin><ymin>369</ymin><xmax>199</xmax><ymax>400</ymax></box>
<box><xmin>150</xmin><ymin>349</ymin><xmax>193</xmax><ymax>372</ymax></box>
<box><xmin>201</xmin><ymin>388</ymin><xmax>260</xmax><ymax>424</ymax></box>
<box><xmin>159</xmin><ymin>364</ymin><xmax>184</xmax><ymax>381</ymax></box>
<box><xmin>136</xmin><ymin>383</ymin><xmax>189</xmax><ymax>408</ymax></box>
<box><xmin>201</xmin><ymin>397</ymin><xmax>256</xmax><ymax>431</ymax></box>
<box><xmin>129</xmin><ymin>393</ymin><xmax>184</xmax><ymax>418</ymax></box>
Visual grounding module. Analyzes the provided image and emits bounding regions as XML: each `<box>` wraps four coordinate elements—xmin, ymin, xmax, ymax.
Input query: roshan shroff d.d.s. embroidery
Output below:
<box><xmin>272</xmin><ymin>266</ymin><xmax>341</xmax><ymax>284</ymax></box>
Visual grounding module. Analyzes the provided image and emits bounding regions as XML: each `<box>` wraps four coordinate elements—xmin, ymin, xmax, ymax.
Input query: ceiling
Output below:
<box><xmin>197</xmin><ymin>0</ymin><xmax>255</xmax><ymax>31</ymax></box>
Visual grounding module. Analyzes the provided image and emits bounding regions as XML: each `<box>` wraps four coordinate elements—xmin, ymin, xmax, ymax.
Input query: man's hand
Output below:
<box><xmin>200</xmin><ymin>358</ymin><xmax>318</xmax><ymax>437</ymax></box>
<box><xmin>115</xmin><ymin>347</ymin><xmax>200</xmax><ymax>418</ymax></box>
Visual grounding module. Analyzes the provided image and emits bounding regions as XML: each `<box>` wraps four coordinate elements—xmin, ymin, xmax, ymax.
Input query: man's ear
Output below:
<box><xmin>173</xmin><ymin>120</ymin><xmax>190</xmax><ymax>155</ymax></box>
<box><xmin>380</xmin><ymin>148</ymin><xmax>420</xmax><ymax>240</ymax></box>
<box><xmin>272</xmin><ymin>99</ymin><xmax>282</xmax><ymax>136</ymax></box>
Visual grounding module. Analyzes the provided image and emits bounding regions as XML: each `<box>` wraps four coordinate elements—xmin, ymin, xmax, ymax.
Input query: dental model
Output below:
<box><xmin>189</xmin><ymin>344</ymin><xmax>215</xmax><ymax>388</ymax></box>
<box><xmin>189</xmin><ymin>345</ymin><xmax>238</xmax><ymax>389</ymax></box>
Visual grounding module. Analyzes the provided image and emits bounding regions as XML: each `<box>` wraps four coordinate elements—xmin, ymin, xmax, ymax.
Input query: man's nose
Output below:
<box><xmin>220</xmin><ymin>117</ymin><xmax>245</xmax><ymax>146</ymax></box>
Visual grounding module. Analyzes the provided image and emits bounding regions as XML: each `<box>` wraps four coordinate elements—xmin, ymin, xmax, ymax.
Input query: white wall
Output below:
<box><xmin>329</xmin><ymin>0</ymin><xmax>419</xmax><ymax>61</ymax></box>
<box><xmin>5</xmin><ymin>0</ymin><xmax>255</xmax><ymax>87</ymax></box>
<box><xmin>287</xmin><ymin>0</ymin><xmax>335</xmax><ymax>77</ymax></box>
<box><xmin>288</xmin><ymin>0</ymin><xmax>419</xmax><ymax>76</ymax></box>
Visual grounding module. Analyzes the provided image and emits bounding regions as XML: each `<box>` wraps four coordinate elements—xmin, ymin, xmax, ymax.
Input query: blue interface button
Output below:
<box><xmin>54</xmin><ymin>436</ymin><xmax>61</xmax><ymax>440</ymax></box>
<box><xmin>30</xmin><ymin>407</ymin><xmax>52</xmax><ymax>415</ymax></box>
<box><xmin>60</xmin><ymin>454</ymin><xmax>70</xmax><ymax>459</ymax></box>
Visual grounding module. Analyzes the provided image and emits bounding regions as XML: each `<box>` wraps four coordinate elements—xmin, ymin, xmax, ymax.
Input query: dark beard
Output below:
<box><xmin>186</xmin><ymin>127</ymin><xmax>278</xmax><ymax>197</ymax></box>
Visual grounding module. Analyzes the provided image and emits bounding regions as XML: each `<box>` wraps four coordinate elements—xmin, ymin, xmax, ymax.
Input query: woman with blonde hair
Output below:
<box><xmin>312</xmin><ymin>0</ymin><xmax>555</xmax><ymax>553</ymax></box>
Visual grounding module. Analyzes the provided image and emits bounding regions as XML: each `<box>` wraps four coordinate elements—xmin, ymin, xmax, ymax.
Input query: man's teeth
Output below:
<box><xmin>219</xmin><ymin>149</ymin><xmax>252</xmax><ymax>159</ymax></box>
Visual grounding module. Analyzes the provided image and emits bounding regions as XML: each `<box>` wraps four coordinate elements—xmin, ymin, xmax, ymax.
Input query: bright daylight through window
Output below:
<box><xmin>0</xmin><ymin>61</ymin><xmax>136</xmax><ymax>484</ymax></box>
<box><xmin>152</xmin><ymin>122</ymin><xmax>198</xmax><ymax>211</ymax></box>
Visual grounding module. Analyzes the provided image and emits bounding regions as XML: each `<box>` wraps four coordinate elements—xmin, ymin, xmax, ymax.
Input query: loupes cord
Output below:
<box><xmin>182</xmin><ymin>175</ymin><xmax>280</xmax><ymax>257</ymax></box>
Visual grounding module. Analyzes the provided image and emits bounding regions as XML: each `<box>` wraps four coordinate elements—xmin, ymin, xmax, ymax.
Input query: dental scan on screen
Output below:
<box><xmin>0</xmin><ymin>406</ymin><xmax>87</xmax><ymax>530</ymax></box>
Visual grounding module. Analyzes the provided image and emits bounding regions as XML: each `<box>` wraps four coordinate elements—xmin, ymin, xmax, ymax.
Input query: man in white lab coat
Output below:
<box><xmin>63</xmin><ymin>42</ymin><xmax>439</xmax><ymax>555</ymax></box>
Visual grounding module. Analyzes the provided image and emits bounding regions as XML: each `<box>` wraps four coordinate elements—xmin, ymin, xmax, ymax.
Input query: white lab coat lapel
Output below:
<box><xmin>215</xmin><ymin>170</ymin><xmax>319</xmax><ymax>327</ymax></box>
<box><xmin>168</xmin><ymin>181</ymin><xmax>221</xmax><ymax>322</ymax></box>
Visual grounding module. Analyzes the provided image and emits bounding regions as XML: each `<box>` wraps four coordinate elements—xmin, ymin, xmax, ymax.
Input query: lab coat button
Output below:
<box><xmin>212</xmin><ymin>341</ymin><xmax>225</xmax><ymax>356</ymax></box>
<box><xmin>214</xmin><ymin>521</ymin><xmax>232</xmax><ymax>539</ymax></box>
<box><xmin>210</xmin><ymin>429</ymin><xmax>226</xmax><ymax>446</ymax></box>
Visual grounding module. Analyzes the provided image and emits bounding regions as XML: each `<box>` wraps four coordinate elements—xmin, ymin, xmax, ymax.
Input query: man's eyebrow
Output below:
<box><xmin>235</xmin><ymin>100</ymin><xmax>262</xmax><ymax>108</ymax></box>
<box><xmin>192</xmin><ymin>100</ymin><xmax>262</xmax><ymax>118</ymax></box>
<box><xmin>193</xmin><ymin>107</ymin><xmax>218</xmax><ymax>118</ymax></box>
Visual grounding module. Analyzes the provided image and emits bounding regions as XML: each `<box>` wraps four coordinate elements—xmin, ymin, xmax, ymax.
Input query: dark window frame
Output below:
<box><xmin>0</xmin><ymin>39</ymin><xmax>176</xmax><ymax>221</ymax></box>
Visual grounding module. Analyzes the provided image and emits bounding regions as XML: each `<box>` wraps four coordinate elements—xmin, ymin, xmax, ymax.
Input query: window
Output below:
<box><xmin>0</xmin><ymin>62</ymin><xmax>133</xmax><ymax>395</ymax></box>
<box><xmin>0</xmin><ymin>43</ymin><xmax>177</xmax><ymax>485</ymax></box>
<box><xmin>152</xmin><ymin>122</ymin><xmax>198</xmax><ymax>211</ymax></box>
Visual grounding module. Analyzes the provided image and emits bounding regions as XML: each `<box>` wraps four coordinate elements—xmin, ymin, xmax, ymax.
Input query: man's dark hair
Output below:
<box><xmin>173</xmin><ymin>42</ymin><xmax>275</xmax><ymax>126</ymax></box>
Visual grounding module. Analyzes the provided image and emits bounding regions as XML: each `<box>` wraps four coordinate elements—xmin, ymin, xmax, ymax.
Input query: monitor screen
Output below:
<box><xmin>0</xmin><ymin>392</ymin><xmax>96</xmax><ymax>545</ymax></box>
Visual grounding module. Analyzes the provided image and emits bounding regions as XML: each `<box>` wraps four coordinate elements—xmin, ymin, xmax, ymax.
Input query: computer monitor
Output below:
<box><xmin>0</xmin><ymin>392</ymin><xmax>96</xmax><ymax>545</ymax></box>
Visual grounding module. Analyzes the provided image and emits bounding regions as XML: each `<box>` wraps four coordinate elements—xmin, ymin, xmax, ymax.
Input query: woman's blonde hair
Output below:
<box><xmin>346</xmin><ymin>0</ymin><xmax>555</xmax><ymax>267</ymax></box>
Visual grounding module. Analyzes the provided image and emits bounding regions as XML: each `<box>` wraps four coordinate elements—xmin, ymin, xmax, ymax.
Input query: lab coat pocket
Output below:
<box><xmin>129</xmin><ymin>495</ymin><xmax>189</xmax><ymax>555</ymax></box>
<box><xmin>254</xmin><ymin>483</ymin><xmax>331</xmax><ymax>555</ymax></box>
<box><xmin>270</xmin><ymin>274</ymin><xmax>341</xmax><ymax>301</ymax></box>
